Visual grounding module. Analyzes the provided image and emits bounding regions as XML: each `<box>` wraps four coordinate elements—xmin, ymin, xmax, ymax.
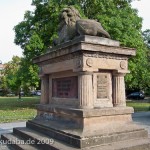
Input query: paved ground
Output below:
<box><xmin>0</xmin><ymin>121</ymin><xmax>26</xmax><ymax>135</ymax></box>
<box><xmin>0</xmin><ymin>112</ymin><xmax>149</xmax><ymax>149</ymax></box>
<box><xmin>0</xmin><ymin>122</ymin><xmax>26</xmax><ymax>150</ymax></box>
<box><xmin>132</xmin><ymin>111</ymin><xmax>150</xmax><ymax>136</ymax></box>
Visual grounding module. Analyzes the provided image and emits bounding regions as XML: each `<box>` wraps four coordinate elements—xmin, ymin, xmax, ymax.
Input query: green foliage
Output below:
<box><xmin>13</xmin><ymin>0</ymin><xmax>150</xmax><ymax>90</ymax></box>
<box><xmin>142</xmin><ymin>29</ymin><xmax>150</xmax><ymax>63</ymax></box>
<box><xmin>1</xmin><ymin>56</ymin><xmax>40</xmax><ymax>95</ymax></box>
<box><xmin>0</xmin><ymin>76</ymin><xmax>8</xmax><ymax>95</ymax></box>
<box><xmin>2</xmin><ymin>56</ymin><xmax>21</xmax><ymax>94</ymax></box>
<box><xmin>143</xmin><ymin>29</ymin><xmax>150</xmax><ymax>48</ymax></box>
<box><xmin>140</xmin><ymin>29</ymin><xmax>150</xmax><ymax>90</ymax></box>
<box><xmin>17</xmin><ymin>58</ymin><xmax>40</xmax><ymax>93</ymax></box>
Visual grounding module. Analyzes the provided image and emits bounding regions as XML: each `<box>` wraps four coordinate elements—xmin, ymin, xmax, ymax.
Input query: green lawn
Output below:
<box><xmin>0</xmin><ymin>96</ymin><xmax>40</xmax><ymax>123</ymax></box>
<box><xmin>127</xmin><ymin>100</ymin><xmax>150</xmax><ymax>112</ymax></box>
<box><xmin>0</xmin><ymin>96</ymin><xmax>149</xmax><ymax>123</ymax></box>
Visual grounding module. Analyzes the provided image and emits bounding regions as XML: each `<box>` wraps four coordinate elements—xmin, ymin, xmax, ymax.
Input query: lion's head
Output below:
<box><xmin>59</xmin><ymin>6</ymin><xmax>81</xmax><ymax>29</ymax></box>
<box><xmin>54</xmin><ymin>6</ymin><xmax>81</xmax><ymax>45</ymax></box>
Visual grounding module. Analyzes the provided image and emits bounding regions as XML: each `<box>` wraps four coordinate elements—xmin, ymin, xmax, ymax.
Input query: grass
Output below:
<box><xmin>0</xmin><ymin>96</ymin><xmax>40</xmax><ymax>123</ymax></box>
<box><xmin>126</xmin><ymin>100</ymin><xmax>150</xmax><ymax>112</ymax></box>
<box><xmin>0</xmin><ymin>96</ymin><xmax>149</xmax><ymax>123</ymax></box>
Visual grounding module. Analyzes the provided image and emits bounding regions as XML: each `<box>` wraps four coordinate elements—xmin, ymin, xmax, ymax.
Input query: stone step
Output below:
<box><xmin>1</xmin><ymin>133</ymin><xmax>39</xmax><ymax>150</ymax></box>
<box><xmin>13</xmin><ymin>127</ymin><xmax>77</xmax><ymax>150</ymax></box>
<box><xmin>26</xmin><ymin>119</ymin><xmax>149</xmax><ymax>148</ymax></box>
<box><xmin>2</xmin><ymin>131</ymin><xmax>150</xmax><ymax>150</ymax></box>
<box><xmin>26</xmin><ymin>120</ymin><xmax>81</xmax><ymax>148</ymax></box>
<box><xmin>0</xmin><ymin>141</ymin><xmax>12</xmax><ymax>150</ymax></box>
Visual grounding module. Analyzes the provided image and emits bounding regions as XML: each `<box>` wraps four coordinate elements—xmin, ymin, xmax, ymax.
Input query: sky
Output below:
<box><xmin>0</xmin><ymin>0</ymin><xmax>150</xmax><ymax>64</ymax></box>
<box><xmin>131</xmin><ymin>0</ymin><xmax>150</xmax><ymax>30</ymax></box>
<box><xmin>0</xmin><ymin>0</ymin><xmax>34</xmax><ymax>64</ymax></box>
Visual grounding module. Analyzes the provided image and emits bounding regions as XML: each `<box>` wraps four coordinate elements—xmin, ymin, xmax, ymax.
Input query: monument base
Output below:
<box><xmin>28</xmin><ymin>104</ymin><xmax>150</xmax><ymax>148</ymax></box>
<box><xmin>1</xmin><ymin>105</ymin><xmax>150</xmax><ymax>149</ymax></box>
<box><xmin>1</xmin><ymin>36</ymin><xmax>150</xmax><ymax>149</ymax></box>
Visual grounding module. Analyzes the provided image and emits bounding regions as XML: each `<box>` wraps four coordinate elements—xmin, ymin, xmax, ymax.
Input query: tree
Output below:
<box><xmin>2</xmin><ymin>56</ymin><xmax>22</xmax><ymax>95</ymax></box>
<box><xmin>14</xmin><ymin>0</ymin><xmax>150</xmax><ymax>90</ymax></box>
<box><xmin>143</xmin><ymin>29</ymin><xmax>150</xmax><ymax>60</ymax></box>
<box><xmin>142</xmin><ymin>29</ymin><xmax>150</xmax><ymax>49</ymax></box>
<box><xmin>1</xmin><ymin>56</ymin><xmax>40</xmax><ymax>96</ymax></box>
<box><xmin>142</xmin><ymin>29</ymin><xmax>150</xmax><ymax>92</ymax></box>
<box><xmin>17</xmin><ymin>58</ymin><xmax>40</xmax><ymax>94</ymax></box>
<box><xmin>0</xmin><ymin>75</ymin><xmax>8</xmax><ymax>96</ymax></box>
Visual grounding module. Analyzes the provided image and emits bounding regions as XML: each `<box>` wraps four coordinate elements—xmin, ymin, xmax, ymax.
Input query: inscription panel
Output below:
<box><xmin>52</xmin><ymin>76</ymin><xmax>78</xmax><ymax>98</ymax></box>
<box><xmin>97</xmin><ymin>74</ymin><xmax>108</xmax><ymax>99</ymax></box>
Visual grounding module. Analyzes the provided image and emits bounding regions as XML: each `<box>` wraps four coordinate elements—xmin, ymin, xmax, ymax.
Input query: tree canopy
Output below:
<box><xmin>13</xmin><ymin>0</ymin><xmax>150</xmax><ymax>91</ymax></box>
<box><xmin>143</xmin><ymin>29</ymin><xmax>150</xmax><ymax>49</ymax></box>
<box><xmin>1</xmin><ymin>56</ymin><xmax>21</xmax><ymax>95</ymax></box>
<box><xmin>0</xmin><ymin>56</ymin><xmax>40</xmax><ymax>95</ymax></box>
<box><xmin>142</xmin><ymin>29</ymin><xmax>150</xmax><ymax>91</ymax></box>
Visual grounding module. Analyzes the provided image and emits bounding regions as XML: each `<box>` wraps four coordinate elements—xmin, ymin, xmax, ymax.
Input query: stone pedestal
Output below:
<box><xmin>31</xmin><ymin>36</ymin><xmax>150</xmax><ymax>149</ymax></box>
<box><xmin>2</xmin><ymin>36</ymin><xmax>150</xmax><ymax>150</ymax></box>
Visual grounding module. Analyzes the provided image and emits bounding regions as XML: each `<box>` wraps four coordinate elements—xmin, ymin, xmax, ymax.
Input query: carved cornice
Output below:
<box><xmin>33</xmin><ymin>36</ymin><xmax>135</xmax><ymax>66</ymax></box>
<box><xmin>38</xmin><ymin>51</ymin><xmax>128</xmax><ymax>66</ymax></box>
<box><xmin>83</xmin><ymin>52</ymin><xmax>128</xmax><ymax>60</ymax></box>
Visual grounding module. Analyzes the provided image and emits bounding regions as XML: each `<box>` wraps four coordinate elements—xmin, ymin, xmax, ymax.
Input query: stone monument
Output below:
<box><xmin>1</xmin><ymin>6</ymin><xmax>150</xmax><ymax>150</ymax></box>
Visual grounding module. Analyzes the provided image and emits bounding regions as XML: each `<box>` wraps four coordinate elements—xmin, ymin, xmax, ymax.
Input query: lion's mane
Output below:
<box><xmin>54</xmin><ymin>6</ymin><xmax>110</xmax><ymax>45</ymax></box>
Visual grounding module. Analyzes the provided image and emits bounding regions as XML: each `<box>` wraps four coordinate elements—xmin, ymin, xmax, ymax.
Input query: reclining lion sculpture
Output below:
<box><xmin>54</xmin><ymin>6</ymin><xmax>110</xmax><ymax>45</ymax></box>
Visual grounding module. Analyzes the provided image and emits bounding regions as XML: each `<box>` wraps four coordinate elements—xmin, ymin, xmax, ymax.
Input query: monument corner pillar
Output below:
<box><xmin>78</xmin><ymin>71</ymin><xmax>94</xmax><ymax>109</ymax></box>
<box><xmin>40</xmin><ymin>74</ymin><xmax>49</xmax><ymax>104</ymax></box>
<box><xmin>113</xmin><ymin>71</ymin><xmax>126</xmax><ymax>107</ymax></box>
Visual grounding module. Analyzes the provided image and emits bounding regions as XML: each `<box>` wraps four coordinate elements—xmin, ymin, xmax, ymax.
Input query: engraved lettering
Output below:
<box><xmin>97</xmin><ymin>75</ymin><xmax>108</xmax><ymax>99</ymax></box>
